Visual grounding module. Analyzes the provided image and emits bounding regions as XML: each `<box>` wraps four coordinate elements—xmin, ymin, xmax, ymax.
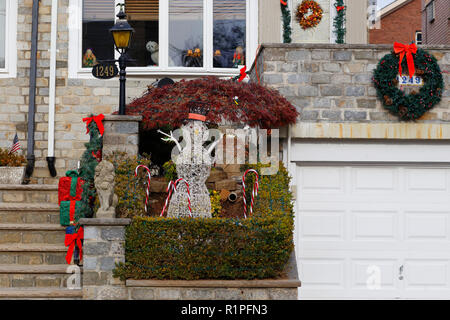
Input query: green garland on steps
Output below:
<box><xmin>333</xmin><ymin>0</ymin><xmax>346</xmax><ymax>44</ymax></box>
<box><xmin>281</xmin><ymin>1</ymin><xmax>292</xmax><ymax>43</ymax></box>
<box><xmin>372</xmin><ymin>48</ymin><xmax>444</xmax><ymax>121</ymax></box>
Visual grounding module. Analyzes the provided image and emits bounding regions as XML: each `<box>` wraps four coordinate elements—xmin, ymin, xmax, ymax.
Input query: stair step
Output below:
<box><xmin>0</xmin><ymin>244</ymin><xmax>68</xmax><ymax>265</ymax></box>
<box><xmin>0</xmin><ymin>224</ymin><xmax>64</xmax><ymax>231</ymax></box>
<box><xmin>0</xmin><ymin>226</ymin><xmax>65</xmax><ymax>245</ymax></box>
<box><xmin>0</xmin><ymin>185</ymin><xmax>59</xmax><ymax>204</ymax></box>
<box><xmin>0</xmin><ymin>287</ymin><xmax>82</xmax><ymax>299</ymax></box>
<box><xmin>0</xmin><ymin>265</ymin><xmax>83</xmax><ymax>289</ymax></box>
<box><xmin>0</xmin><ymin>264</ymin><xmax>78</xmax><ymax>274</ymax></box>
<box><xmin>0</xmin><ymin>203</ymin><xmax>60</xmax><ymax>224</ymax></box>
<box><xmin>0</xmin><ymin>244</ymin><xmax>66</xmax><ymax>252</ymax></box>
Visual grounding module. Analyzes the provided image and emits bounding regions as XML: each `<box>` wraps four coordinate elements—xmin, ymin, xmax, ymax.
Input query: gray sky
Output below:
<box><xmin>378</xmin><ymin>0</ymin><xmax>396</xmax><ymax>9</ymax></box>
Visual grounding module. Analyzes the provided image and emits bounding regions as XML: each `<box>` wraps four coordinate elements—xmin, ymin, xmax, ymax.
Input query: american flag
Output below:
<box><xmin>9</xmin><ymin>133</ymin><xmax>20</xmax><ymax>154</ymax></box>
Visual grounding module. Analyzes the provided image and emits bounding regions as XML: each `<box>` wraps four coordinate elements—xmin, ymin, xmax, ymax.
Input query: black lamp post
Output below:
<box><xmin>110</xmin><ymin>4</ymin><xmax>134</xmax><ymax>115</ymax></box>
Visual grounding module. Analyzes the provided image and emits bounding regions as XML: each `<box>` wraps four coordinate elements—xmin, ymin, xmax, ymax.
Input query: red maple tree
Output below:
<box><xmin>123</xmin><ymin>76</ymin><xmax>298</xmax><ymax>130</ymax></box>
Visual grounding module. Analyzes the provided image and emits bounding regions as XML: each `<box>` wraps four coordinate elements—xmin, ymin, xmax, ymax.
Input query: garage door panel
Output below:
<box><xmin>351</xmin><ymin>167</ymin><xmax>398</xmax><ymax>193</ymax></box>
<box><xmin>299</xmin><ymin>167</ymin><xmax>345</xmax><ymax>195</ymax></box>
<box><xmin>405</xmin><ymin>168</ymin><xmax>449</xmax><ymax>192</ymax></box>
<box><xmin>405</xmin><ymin>213</ymin><xmax>448</xmax><ymax>240</ymax></box>
<box><xmin>404</xmin><ymin>260</ymin><xmax>449</xmax><ymax>287</ymax></box>
<box><xmin>351</xmin><ymin>211</ymin><xmax>398</xmax><ymax>240</ymax></box>
<box><xmin>300</xmin><ymin>211</ymin><xmax>344</xmax><ymax>240</ymax></box>
<box><xmin>296</xmin><ymin>164</ymin><xmax>450</xmax><ymax>299</ymax></box>
<box><xmin>299</xmin><ymin>259</ymin><xmax>345</xmax><ymax>288</ymax></box>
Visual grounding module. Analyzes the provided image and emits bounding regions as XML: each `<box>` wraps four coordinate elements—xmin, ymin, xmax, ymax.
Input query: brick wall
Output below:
<box><xmin>369</xmin><ymin>0</ymin><xmax>422</xmax><ymax>44</ymax></box>
<box><xmin>250</xmin><ymin>43</ymin><xmax>449</xmax><ymax>124</ymax></box>
<box><xmin>422</xmin><ymin>0</ymin><xmax>450</xmax><ymax>45</ymax></box>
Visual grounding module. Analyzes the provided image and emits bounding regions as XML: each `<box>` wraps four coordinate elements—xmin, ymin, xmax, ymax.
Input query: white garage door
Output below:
<box><xmin>296</xmin><ymin>164</ymin><xmax>450</xmax><ymax>299</ymax></box>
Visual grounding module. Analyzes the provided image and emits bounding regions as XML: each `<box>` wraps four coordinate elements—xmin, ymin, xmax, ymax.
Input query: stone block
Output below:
<box><xmin>83</xmin><ymin>226</ymin><xmax>100</xmax><ymax>240</ymax></box>
<box><xmin>182</xmin><ymin>289</ymin><xmax>215</xmax><ymax>300</ymax></box>
<box><xmin>300</xmin><ymin>110</ymin><xmax>319</xmax><ymax>121</ymax></box>
<box><xmin>287</xmin><ymin>74</ymin><xmax>311</xmax><ymax>84</ymax></box>
<box><xmin>313</xmin><ymin>98</ymin><xmax>331</xmax><ymax>108</ymax></box>
<box><xmin>99</xmin><ymin>257</ymin><xmax>116</xmax><ymax>271</ymax></box>
<box><xmin>345</xmin><ymin>86</ymin><xmax>365</xmax><ymax>96</ymax></box>
<box><xmin>214</xmin><ymin>289</ymin><xmax>243</xmax><ymax>300</ymax></box>
<box><xmin>96</xmin><ymin>286</ymin><xmax>129</xmax><ymax>300</ymax></box>
<box><xmin>333</xmin><ymin>50</ymin><xmax>352</xmax><ymax>61</ymax></box>
<box><xmin>321</xmin><ymin>86</ymin><xmax>343</xmax><ymax>97</ymax></box>
<box><xmin>357</xmin><ymin>99</ymin><xmax>377</xmax><ymax>109</ymax></box>
<box><xmin>311</xmin><ymin>50</ymin><xmax>330</xmax><ymax>60</ymax></box>
<box><xmin>298</xmin><ymin>86</ymin><xmax>319</xmax><ymax>97</ymax></box>
<box><xmin>262</xmin><ymin>74</ymin><xmax>283</xmax><ymax>85</ymax></box>
<box><xmin>286</xmin><ymin>50</ymin><xmax>311</xmax><ymax>61</ymax></box>
<box><xmin>83</xmin><ymin>257</ymin><xmax>98</xmax><ymax>271</ymax></box>
<box><xmin>311</xmin><ymin>74</ymin><xmax>331</xmax><ymax>84</ymax></box>
<box><xmin>84</xmin><ymin>241</ymin><xmax>111</xmax><ymax>256</ymax></box>
<box><xmin>278</xmin><ymin>62</ymin><xmax>298</xmax><ymax>72</ymax></box>
<box><xmin>344</xmin><ymin>111</ymin><xmax>367</xmax><ymax>121</ymax></box>
<box><xmin>101</xmin><ymin>227</ymin><xmax>125</xmax><ymax>241</ymax></box>
<box><xmin>322</xmin><ymin>63</ymin><xmax>341</xmax><ymax>72</ymax></box>
<box><xmin>322</xmin><ymin>110</ymin><xmax>341</xmax><ymax>121</ymax></box>
<box><xmin>354</xmin><ymin>50</ymin><xmax>374</xmax><ymax>60</ymax></box>
<box><xmin>130</xmin><ymin>288</ymin><xmax>155</xmax><ymax>300</ymax></box>
<box><xmin>268</xmin><ymin>288</ymin><xmax>298</xmax><ymax>300</ymax></box>
<box><xmin>242</xmin><ymin>289</ymin><xmax>270</xmax><ymax>300</ymax></box>
<box><xmin>156</xmin><ymin>288</ymin><xmax>182</xmax><ymax>300</ymax></box>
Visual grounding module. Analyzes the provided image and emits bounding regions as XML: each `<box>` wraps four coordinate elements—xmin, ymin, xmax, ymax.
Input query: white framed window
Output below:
<box><xmin>0</xmin><ymin>0</ymin><xmax>17</xmax><ymax>78</ymax></box>
<box><xmin>415</xmin><ymin>31</ymin><xmax>422</xmax><ymax>45</ymax></box>
<box><xmin>68</xmin><ymin>0</ymin><xmax>258</xmax><ymax>78</ymax></box>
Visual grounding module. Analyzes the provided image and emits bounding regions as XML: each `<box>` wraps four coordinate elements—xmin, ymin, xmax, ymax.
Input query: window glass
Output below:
<box><xmin>82</xmin><ymin>0</ymin><xmax>115</xmax><ymax>68</ymax></box>
<box><xmin>126</xmin><ymin>0</ymin><xmax>159</xmax><ymax>67</ymax></box>
<box><xmin>213</xmin><ymin>0</ymin><xmax>246</xmax><ymax>68</ymax></box>
<box><xmin>169</xmin><ymin>0</ymin><xmax>203</xmax><ymax>67</ymax></box>
<box><xmin>0</xmin><ymin>0</ymin><xmax>6</xmax><ymax>69</ymax></box>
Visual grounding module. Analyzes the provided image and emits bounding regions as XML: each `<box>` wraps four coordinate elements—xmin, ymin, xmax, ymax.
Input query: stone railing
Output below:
<box><xmin>249</xmin><ymin>43</ymin><xmax>450</xmax><ymax>139</ymax></box>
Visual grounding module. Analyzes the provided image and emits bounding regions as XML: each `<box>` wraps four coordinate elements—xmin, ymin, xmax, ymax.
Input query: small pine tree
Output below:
<box><xmin>78</xmin><ymin>116</ymin><xmax>103</xmax><ymax>220</ymax></box>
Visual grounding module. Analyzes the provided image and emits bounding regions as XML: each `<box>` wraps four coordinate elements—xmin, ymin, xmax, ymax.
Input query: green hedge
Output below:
<box><xmin>113</xmin><ymin>162</ymin><xmax>294</xmax><ymax>280</ymax></box>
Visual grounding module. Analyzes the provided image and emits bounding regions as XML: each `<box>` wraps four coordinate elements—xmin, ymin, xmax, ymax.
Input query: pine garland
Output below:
<box><xmin>333</xmin><ymin>0</ymin><xmax>346</xmax><ymax>44</ymax></box>
<box><xmin>280</xmin><ymin>1</ymin><xmax>292</xmax><ymax>43</ymax></box>
<box><xmin>78</xmin><ymin>117</ymin><xmax>103</xmax><ymax>219</ymax></box>
<box><xmin>372</xmin><ymin>48</ymin><xmax>444</xmax><ymax>121</ymax></box>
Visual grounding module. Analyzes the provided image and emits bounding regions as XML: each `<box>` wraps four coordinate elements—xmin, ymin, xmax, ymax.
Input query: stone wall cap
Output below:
<box><xmin>79</xmin><ymin>218</ymin><xmax>131</xmax><ymax>226</ymax></box>
<box><xmin>126</xmin><ymin>279</ymin><xmax>301</xmax><ymax>288</ymax></box>
<box><xmin>103</xmin><ymin>115</ymin><xmax>142</xmax><ymax>122</ymax></box>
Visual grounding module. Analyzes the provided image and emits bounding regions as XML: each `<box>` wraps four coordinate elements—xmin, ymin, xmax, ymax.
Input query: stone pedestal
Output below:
<box><xmin>102</xmin><ymin>115</ymin><xmax>142</xmax><ymax>157</ymax></box>
<box><xmin>79</xmin><ymin>218</ymin><xmax>130</xmax><ymax>300</ymax></box>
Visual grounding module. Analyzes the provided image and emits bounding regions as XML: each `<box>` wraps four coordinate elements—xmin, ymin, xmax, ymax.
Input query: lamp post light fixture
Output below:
<box><xmin>110</xmin><ymin>4</ymin><xmax>134</xmax><ymax>115</ymax></box>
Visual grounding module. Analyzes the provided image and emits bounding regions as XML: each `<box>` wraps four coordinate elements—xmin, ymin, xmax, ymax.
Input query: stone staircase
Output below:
<box><xmin>0</xmin><ymin>185</ymin><xmax>82</xmax><ymax>299</ymax></box>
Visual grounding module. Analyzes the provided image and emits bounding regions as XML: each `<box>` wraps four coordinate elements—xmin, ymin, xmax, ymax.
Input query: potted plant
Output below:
<box><xmin>0</xmin><ymin>148</ymin><xmax>27</xmax><ymax>184</ymax></box>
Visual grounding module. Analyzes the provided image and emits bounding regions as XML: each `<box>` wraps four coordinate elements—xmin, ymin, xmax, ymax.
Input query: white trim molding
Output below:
<box><xmin>69</xmin><ymin>0</ymin><xmax>258</xmax><ymax>79</ymax></box>
<box><xmin>0</xmin><ymin>0</ymin><xmax>17</xmax><ymax>78</ymax></box>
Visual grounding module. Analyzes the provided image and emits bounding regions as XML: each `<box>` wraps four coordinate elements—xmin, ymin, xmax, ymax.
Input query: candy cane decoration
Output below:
<box><xmin>175</xmin><ymin>178</ymin><xmax>192</xmax><ymax>218</ymax></box>
<box><xmin>134</xmin><ymin>165</ymin><xmax>152</xmax><ymax>213</ymax></box>
<box><xmin>242</xmin><ymin>169</ymin><xmax>259</xmax><ymax>219</ymax></box>
<box><xmin>160</xmin><ymin>181</ymin><xmax>176</xmax><ymax>217</ymax></box>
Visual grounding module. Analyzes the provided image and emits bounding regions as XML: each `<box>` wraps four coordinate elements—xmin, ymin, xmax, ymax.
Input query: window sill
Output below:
<box><xmin>70</xmin><ymin>67</ymin><xmax>242</xmax><ymax>79</ymax></box>
<box><xmin>0</xmin><ymin>70</ymin><xmax>16</xmax><ymax>78</ymax></box>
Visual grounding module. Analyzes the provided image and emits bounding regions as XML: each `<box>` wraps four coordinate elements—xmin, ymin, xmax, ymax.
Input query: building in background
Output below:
<box><xmin>422</xmin><ymin>0</ymin><xmax>450</xmax><ymax>44</ymax></box>
<box><xmin>369</xmin><ymin>0</ymin><xmax>422</xmax><ymax>44</ymax></box>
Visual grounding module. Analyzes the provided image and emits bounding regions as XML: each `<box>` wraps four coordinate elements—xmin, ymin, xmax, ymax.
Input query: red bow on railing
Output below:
<box><xmin>64</xmin><ymin>227</ymin><xmax>83</xmax><ymax>264</ymax></box>
<box><xmin>280</xmin><ymin>0</ymin><xmax>287</xmax><ymax>6</ymax></box>
<box><xmin>82</xmin><ymin>114</ymin><xmax>105</xmax><ymax>136</ymax></box>
<box><xmin>238</xmin><ymin>66</ymin><xmax>247</xmax><ymax>82</ymax></box>
<box><xmin>393</xmin><ymin>42</ymin><xmax>417</xmax><ymax>79</ymax></box>
<box><xmin>336</xmin><ymin>6</ymin><xmax>345</xmax><ymax>11</ymax></box>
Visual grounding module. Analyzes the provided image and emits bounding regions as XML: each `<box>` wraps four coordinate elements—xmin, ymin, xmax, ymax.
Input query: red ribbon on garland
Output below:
<box><xmin>336</xmin><ymin>6</ymin><xmax>345</xmax><ymax>11</ymax></box>
<box><xmin>82</xmin><ymin>114</ymin><xmax>105</xmax><ymax>136</ymax></box>
<box><xmin>393</xmin><ymin>42</ymin><xmax>417</xmax><ymax>79</ymax></box>
<box><xmin>64</xmin><ymin>227</ymin><xmax>83</xmax><ymax>264</ymax></box>
<box><xmin>238</xmin><ymin>66</ymin><xmax>247</xmax><ymax>82</ymax></box>
<box><xmin>280</xmin><ymin>0</ymin><xmax>287</xmax><ymax>6</ymax></box>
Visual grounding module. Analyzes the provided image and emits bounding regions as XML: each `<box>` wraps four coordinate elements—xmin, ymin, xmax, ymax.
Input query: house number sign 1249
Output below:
<box><xmin>92</xmin><ymin>63</ymin><xmax>118</xmax><ymax>80</ymax></box>
<box><xmin>397</xmin><ymin>75</ymin><xmax>423</xmax><ymax>86</ymax></box>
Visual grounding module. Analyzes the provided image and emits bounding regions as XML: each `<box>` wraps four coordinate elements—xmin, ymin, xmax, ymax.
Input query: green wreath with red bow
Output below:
<box><xmin>372</xmin><ymin>43</ymin><xmax>444</xmax><ymax>120</ymax></box>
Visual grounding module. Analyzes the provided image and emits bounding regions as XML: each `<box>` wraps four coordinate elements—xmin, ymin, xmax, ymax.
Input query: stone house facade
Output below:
<box><xmin>0</xmin><ymin>0</ymin><xmax>370</xmax><ymax>184</ymax></box>
<box><xmin>369</xmin><ymin>0</ymin><xmax>422</xmax><ymax>44</ymax></box>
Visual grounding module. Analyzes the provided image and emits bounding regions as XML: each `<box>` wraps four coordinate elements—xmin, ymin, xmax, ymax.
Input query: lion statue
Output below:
<box><xmin>94</xmin><ymin>160</ymin><xmax>118</xmax><ymax>218</ymax></box>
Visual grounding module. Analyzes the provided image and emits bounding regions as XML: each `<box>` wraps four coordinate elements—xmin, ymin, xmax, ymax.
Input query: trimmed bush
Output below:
<box><xmin>113</xmin><ymin>162</ymin><xmax>294</xmax><ymax>280</ymax></box>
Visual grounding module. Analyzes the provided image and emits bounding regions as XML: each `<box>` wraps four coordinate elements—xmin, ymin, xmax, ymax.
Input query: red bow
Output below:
<box><xmin>336</xmin><ymin>6</ymin><xmax>345</xmax><ymax>11</ymax></box>
<box><xmin>64</xmin><ymin>227</ymin><xmax>83</xmax><ymax>264</ymax></box>
<box><xmin>82</xmin><ymin>114</ymin><xmax>105</xmax><ymax>136</ymax></box>
<box><xmin>280</xmin><ymin>0</ymin><xmax>287</xmax><ymax>5</ymax></box>
<box><xmin>238</xmin><ymin>66</ymin><xmax>247</xmax><ymax>82</ymax></box>
<box><xmin>393</xmin><ymin>42</ymin><xmax>417</xmax><ymax>79</ymax></box>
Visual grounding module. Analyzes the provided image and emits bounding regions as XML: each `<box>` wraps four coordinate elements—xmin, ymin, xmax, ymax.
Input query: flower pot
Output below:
<box><xmin>0</xmin><ymin>167</ymin><xmax>26</xmax><ymax>184</ymax></box>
